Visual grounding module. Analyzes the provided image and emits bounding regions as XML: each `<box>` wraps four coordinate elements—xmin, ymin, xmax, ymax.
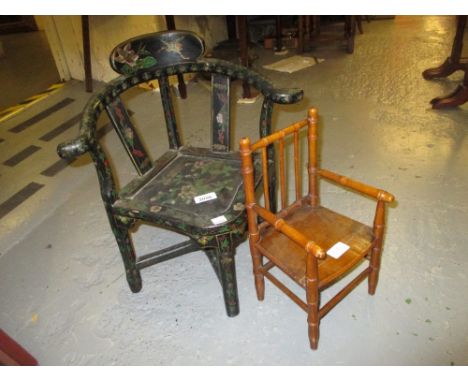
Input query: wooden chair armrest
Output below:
<box><xmin>252</xmin><ymin>204</ymin><xmax>326</xmax><ymax>259</ymax></box>
<box><xmin>318</xmin><ymin>169</ymin><xmax>395</xmax><ymax>203</ymax></box>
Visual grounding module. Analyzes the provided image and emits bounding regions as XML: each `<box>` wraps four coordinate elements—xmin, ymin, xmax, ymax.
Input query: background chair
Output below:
<box><xmin>297</xmin><ymin>16</ymin><xmax>359</xmax><ymax>54</ymax></box>
<box><xmin>57</xmin><ymin>30</ymin><xmax>302</xmax><ymax>317</ymax></box>
<box><xmin>240</xmin><ymin>107</ymin><xmax>395</xmax><ymax>348</ymax></box>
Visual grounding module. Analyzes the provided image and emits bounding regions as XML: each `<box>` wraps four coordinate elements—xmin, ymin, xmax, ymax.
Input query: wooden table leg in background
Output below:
<box><xmin>275</xmin><ymin>16</ymin><xmax>286</xmax><ymax>53</ymax></box>
<box><xmin>344</xmin><ymin>16</ymin><xmax>356</xmax><ymax>54</ymax></box>
<box><xmin>298</xmin><ymin>16</ymin><xmax>305</xmax><ymax>54</ymax></box>
<box><xmin>82</xmin><ymin>15</ymin><xmax>93</xmax><ymax>93</ymax></box>
<box><xmin>311</xmin><ymin>16</ymin><xmax>320</xmax><ymax>37</ymax></box>
<box><xmin>237</xmin><ymin>15</ymin><xmax>252</xmax><ymax>99</ymax></box>
<box><xmin>226</xmin><ymin>15</ymin><xmax>237</xmax><ymax>41</ymax></box>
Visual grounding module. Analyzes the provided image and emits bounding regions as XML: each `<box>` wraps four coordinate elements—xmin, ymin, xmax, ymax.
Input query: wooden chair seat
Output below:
<box><xmin>256</xmin><ymin>204</ymin><xmax>374</xmax><ymax>289</ymax></box>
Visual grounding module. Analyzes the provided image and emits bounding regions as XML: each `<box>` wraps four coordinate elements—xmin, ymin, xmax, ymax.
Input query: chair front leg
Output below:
<box><xmin>249</xmin><ymin>234</ymin><xmax>265</xmax><ymax>301</ymax></box>
<box><xmin>90</xmin><ymin>144</ymin><xmax>142</xmax><ymax>293</ymax></box>
<box><xmin>110</xmin><ymin>215</ymin><xmax>142</xmax><ymax>293</ymax></box>
<box><xmin>215</xmin><ymin>233</ymin><xmax>240</xmax><ymax>317</ymax></box>
<box><xmin>203</xmin><ymin>247</ymin><xmax>221</xmax><ymax>283</ymax></box>
<box><xmin>306</xmin><ymin>255</ymin><xmax>320</xmax><ymax>350</ymax></box>
<box><xmin>369</xmin><ymin>200</ymin><xmax>385</xmax><ymax>295</ymax></box>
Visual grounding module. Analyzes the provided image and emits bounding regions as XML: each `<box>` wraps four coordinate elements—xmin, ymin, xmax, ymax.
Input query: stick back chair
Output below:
<box><xmin>240</xmin><ymin>107</ymin><xmax>395</xmax><ymax>349</ymax></box>
<box><xmin>57</xmin><ymin>30</ymin><xmax>303</xmax><ymax>317</ymax></box>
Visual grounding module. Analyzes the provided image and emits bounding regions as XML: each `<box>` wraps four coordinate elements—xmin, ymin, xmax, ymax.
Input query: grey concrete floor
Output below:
<box><xmin>0</xmin><ymin>16</ymin><xmax>468</xmax><ymax>365</ymax></box>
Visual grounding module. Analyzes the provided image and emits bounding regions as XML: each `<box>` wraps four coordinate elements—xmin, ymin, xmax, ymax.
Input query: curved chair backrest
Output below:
<box><xmin>58</xmin><ymin>30</ymin><xmax>303</xmax><ymax>209</ymax></box>
<box><xmin>110</xmin><ymin>30</ymin><xmax>205</xmax><ymax>75</ymax></box>
<box><xmin>101</xmin><ymin>31</ymin><xmax>300</xmax><ymax>175</ymax></box>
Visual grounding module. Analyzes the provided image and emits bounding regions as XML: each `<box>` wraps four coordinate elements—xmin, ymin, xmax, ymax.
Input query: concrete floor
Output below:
<box><xmin>0</xmin><ymin>16</ymin><xmax>467</xmax><ymax>365</ymax></box>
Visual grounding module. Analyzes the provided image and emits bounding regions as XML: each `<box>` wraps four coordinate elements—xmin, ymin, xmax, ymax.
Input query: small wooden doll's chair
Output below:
<box><xmin>240</xmin><ymin>107</ymin><xmax>395</xmax><ymax>349</ymax></box>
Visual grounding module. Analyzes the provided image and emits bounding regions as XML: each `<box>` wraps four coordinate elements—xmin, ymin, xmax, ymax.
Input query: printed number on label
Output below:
<box><xmin>194</xmin><ymin>192</ymin><xmax>217</xmax><ymax>204</ymax></box>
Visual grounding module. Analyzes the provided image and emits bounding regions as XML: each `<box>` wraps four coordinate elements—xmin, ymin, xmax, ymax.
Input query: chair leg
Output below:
<box><xmin>111</xmin><ymin>221</ymin><xmax>142</xmax><ymax>293</ymax></box>
<box><xmin>306</xmin><ymin>291</ymin><xmax>320</xmax><ymax>350</ymax></box>
<box><xmin>249</xmin><ymin>241</ymin><xmax>265</xmax><ymax>301</ymax></box>
<box><xmin>356</xmin><ymin>16</ymin><xmax>364</xmax><ymax>34</ymax></box>
<box><xmin>306</xmin><ymin>267</ymin><xmax>320</xmax><ymax>350</ymax></box>
<box><xmin>369</xmin><ymin>200</ymin><xmax>385</xmax><ymax>295</ymax></box>
<box><xmin>368</xmin><ymin>245</ymin><xmax>382</xmax><ymax>295</ymax></box>
<box><xmin>204</xmin><ymin>248</ymin><xmax>221</xmax><ymax>283</ymax></box>
<box><xmin>215</xmin><ymin>235</ymin><xmax>240</xmax><ymax>317</ymax></box>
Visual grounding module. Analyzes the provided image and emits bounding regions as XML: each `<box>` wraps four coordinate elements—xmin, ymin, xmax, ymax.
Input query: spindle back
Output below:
<box><xmin>241</xmin><ymin>108</ymin><xmax>319</xmax><ymax>213</ymax></box>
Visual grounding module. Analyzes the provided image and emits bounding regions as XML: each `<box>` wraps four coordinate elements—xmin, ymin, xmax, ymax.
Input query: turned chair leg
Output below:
<box><xmin>307</xmin><ymin>290</ymin><xmax>320</xmax><ymax>350</ymax></box>
<box><xmin>368</xmin><ymin>245</ymin><xmax>382</xmax><ymax>295</ymax></box>
<box><xmin>369</xmin><ymin>200</ymin><xmax>385</xmax><ymax>295</ymax></box>
<box><xmin>249</xmin><ymin>240</ymin><xmax>265</xmax><ymax>301</ymax></box>
<box><xmin>215</xmin><ymin>235</ymin><xmax>240</xmax><ymax>317</ymax></box>
<box><xmin>111</xmin><ymin>220</ymin><xmax>142</xmax><ymax>293</ymax></box>
<box><xmin>306</xmin><ymin>270</ymin><xmax>320</xmax><ymax>350</ymax></box>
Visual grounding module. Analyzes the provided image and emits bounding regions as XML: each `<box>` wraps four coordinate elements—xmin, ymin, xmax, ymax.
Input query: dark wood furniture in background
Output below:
<box><xmin>0</xmin><ymin>16</ymin><xmax>37</xmax><ymax>34</ymax></box>
<box><xmin>236</xmin><ymin>16</ymin><xmax>253</xmax><ymax>99</ymax></box>
<box><xmin>297</xmin><ymin>16</ymin><xmax>359</xmax><ymax>54</ymax></box>
<box><xmin>57</xmin><ymin>30</ymin><xmax>303</xmax><ymax>317</ymax></box>
<box><xmin>240</xmin><ymin>107</ymin><xmax>395</xmax><ymax>349</ymax></box>
<box><xmin>423</xmin><ymin>15</ymin><xmax>468</xmax><ymax>109</ymax></box>
<box><xmin>82</xmin><ymin>16</ymin><xmax>93</xmax><ymax>93</ymax></box>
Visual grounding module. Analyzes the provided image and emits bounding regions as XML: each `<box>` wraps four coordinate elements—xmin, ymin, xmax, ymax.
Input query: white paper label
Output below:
<box><xmin>326</xmin><ymin>242</ymin><xmax>350</xmax><ymax>259</ymax></box>
<box><xmin>194</xmin><ymin>192</ymin><xmax>217</xmax><ymax>204</ymax></box>
<box><xmin>211</xmin><ymin>215</ymin><xmax>227</xmax><ymax>225</ymax></box>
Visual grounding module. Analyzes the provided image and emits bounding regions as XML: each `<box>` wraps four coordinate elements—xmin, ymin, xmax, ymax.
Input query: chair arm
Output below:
<box><xmin>57</xmin><ymin>91</ymin><xmax>102</xmax><ymax>160</ymax></box>
<box><xmin>318</xmin><ymin>168</ymin><xmax>395</xmax><ymax>203</ymax></box>
<box><xmin>252</xmin><ymin>204</ymin><xmax>326</xmax><ymax>259</ymax></box>
<box><xmin>264</xmin><ymin>86</ymin><xmax>303</xmax><ymax>105</ymax></box>
<box><xmin>202</xmin><ymin>59</ymin><xmax>304</xmax><ymax>105</ymax></box>
<box><xmin>57</xmin><ymin>135</ymin><xmax>90</xmax><ymax>160</ymax></box>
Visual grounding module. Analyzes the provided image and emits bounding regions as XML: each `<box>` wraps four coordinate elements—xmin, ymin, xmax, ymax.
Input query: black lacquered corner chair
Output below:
<box><xmin>57</xmin><ymin>30</ymin><xmax>303</xmax><ymax>317</ymax></box>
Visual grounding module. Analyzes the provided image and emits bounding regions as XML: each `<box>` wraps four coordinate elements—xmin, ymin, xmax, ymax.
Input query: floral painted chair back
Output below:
<box><xmin>109</xmin><ymin>30</ymin><xmax>233</xmax><ymax>158</ymax></box>
<box><xmin>110</xmin><ymin>30</ymin><xmax>205</xmax><ymax>75</ymax></box>
<box><xmin>57</xmin><ymin>30</ymin><xmax>303</xmax><ymax>318</ymax></box>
